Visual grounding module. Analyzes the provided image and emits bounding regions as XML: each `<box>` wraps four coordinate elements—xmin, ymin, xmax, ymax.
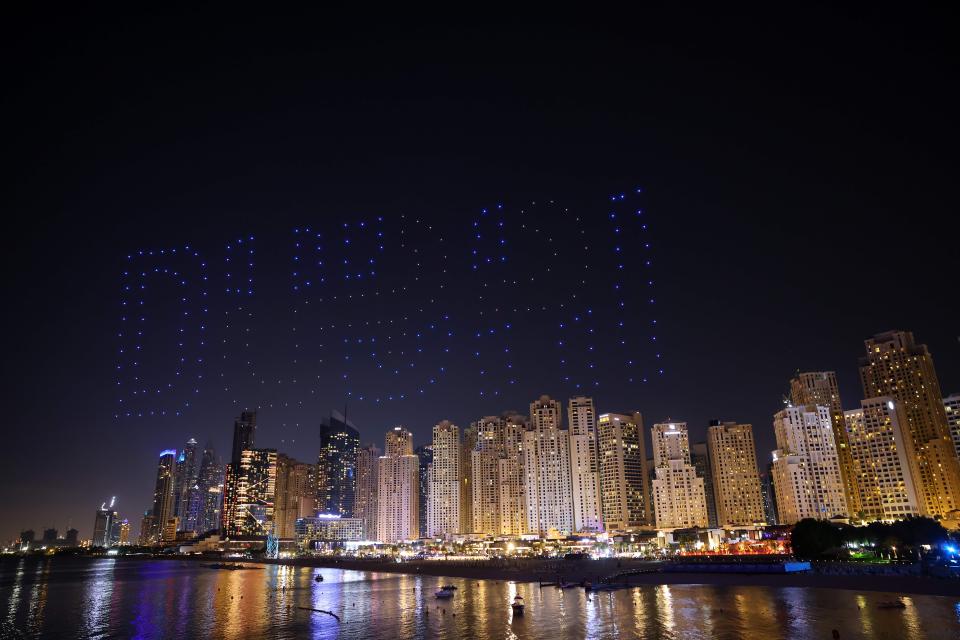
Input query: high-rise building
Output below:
<box><xmin>231</xmin><ymin>411</ymin><xmax>257</xmax><ymax>466</ymax></box>
<box><xmin>317</xmin><ymin>411</ymin><xmax>360</xmax><ymax>517</ymax></box>
<box><xmin>354</xmin><ymin>444</ymin><xmax>381</xmax><ymax>539</ymax></box>
<box><xmin>943</xmin><ymin>394</ymin><xmax>960</xmax><ymax>463</ymax></box>
<box><xmin>427</xmin><ymin>421</ymin><xmax>461</xmax><ymax>537</ymax></box>
<box><xmin>690</xmin><ymin>442</ymin><xmax>718</xmax><ymax>527</ymax></box>
<box><xmin>138</xmin><ymin>511</ymin><xmax>155</xmax><ymax>545</ymax></box>
<box><xmin>706</xmin><ymin>422</ymin><xmax>765</xmax><ymax>526</ymax></box>
<box><xmin>192</xmin><ymin>441</ymin><xmax>224</xmax><ymax>534</ymax></box>
<box><xmin>771</xmin><ymin>405</ymin><xmax>848</xmax><ymax>523</ymax></box>
<box><xmin>760</xmin><ymin>464</ymin><xmax>778</xmax><ymax>525</ymax></box>
<box><xmin>597</xmin><ymin>412</ymin><xmax>649</xmax><ymax>531</ymax></box>
<box><xmin>790</xmin><ymin>372</ymin><xmax>862</xmax><ymax>517</ymax></box>
<box><xmin>150</xmin><ymin>450</ymin><xmax>177</xmax><ymax>543</ymax></box>
<box><xmin>523</xmin><ymin>395</ymin><xmax>574</xmax><ymax>536</ymax></box>
<box><xmin>859</xmin><ymin>331</ymin><xmax>960</xmax><ymax>517</ymax></box>
<box><xmin>93</xmin><ymin>497</ymin><xmax>119</xmax><ymax>547</ymax></box>
<box><xmin>415</xmin><ymin>445</ymin><xmax>433</xmax><ymax>538</ymax></box>
<box><xmin>118</xmin><ymin>519</ymin><xmax>130</xmax><ymax>545</ymax></box>
<box><xmin>173</xmin><ymin>438</ymin><xmax>199</xmax><ymax>529</ymax></box>
<box><xmin>223</xmin><ymin>448</ymin><xmax>278</xmax><ymax>536</ymax></box>
<box><xmin>471</xmin><ymin>413</ymin><xmax>527</xmax><ymax>536</ymax></box>
<box><xmin>844</xmin><ymin>397</ymin><xmax>921</xmax><ymax>521</ymax></box>
<box><xmin>65</xmin><ymin>529</ymin><xmax>79</xmax><ymax>546</ymax></box>
<box><xmin>651</xmin><ymin>422</ymin><xmax>708</xmax><ymax>529</ymax></box>
<box><xmin>568</xmin><ymin>396</ymin><xmax>603</xmax><ymax>532</ymax></box>
<box><xmin>275</xmin><ymin>454</ymin><xmax>315</xmax><ymax>538</ymax></box>
<box><xmin>460</xmin><ymin>422</ymin><xmax>478</xmax><ymax>534</ymax></box>
<box><xmin>377</xmin><ymin>427</ymin><xmax>419</xmax><ymax>542</ymax></box>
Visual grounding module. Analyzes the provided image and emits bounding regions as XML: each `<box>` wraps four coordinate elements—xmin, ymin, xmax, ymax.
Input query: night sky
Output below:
<box><xmin>3</xmin><ymin>8</ymin><xmax>958</xmax><ymax>540</ymax></box>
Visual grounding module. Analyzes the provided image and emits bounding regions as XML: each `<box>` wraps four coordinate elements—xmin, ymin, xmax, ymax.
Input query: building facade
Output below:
<box><xmin>523</xmin><ymin>395</ymin><xmax>574</xmax><ymax>536</ymax></box>
<box><xmin>471</xmin><ymin>413</ymin><xmax>527</xmax><ymax>536</ymax></box>
<box><xmin>597</xmin><ymin>412</ymin><xmax>649</xmax><ymax>531</ymax></box>
<box><xmin>568</xmin><ymin>396</ymin><xmax>603</xmax><ymax>532</ymax></box>
<box><xmin>223</xmin><ymin>448</ymin><xmax>278</xmax><ymax>536</ymax></box>
<box><xmin>377</xmin><ymin>427</ymin><xmax>419</xmax><ymax>542</ymax></box>
<box><xmin>150</xmin><ymin>450</ymin><xmax>177</xmax><ymax>543</ymax></box>
<box><xmin>706</xmin><ymin>422</ymin><xmax>765</xmax><ymax>526</ymax></box>
<box><xmin>771</xmin><ymin>405</ymin><xmax>848</xmax><ymax>523</ymax></box>
<box><xmin>415</xmin><ymin>445</ymin><xmax>433</xmax><ymax>538</ymax></box>
<box><xmin>317</xmin><ymin>412</ymin><xmax>360</xmax><ymax>518</ymax></box>
<box><xmin>354</xmin><ymin>444</ymin><xmax>380</xmax><ymax>539</ymax></box>
<box><xmin>690</xmin><ymin>442</ymin><xmax>718</xmax><ymax>527</ymax></box>
<box><xmin>651</xmin><ymin>422</ymin><xmax>708</xmax><ymax>529</ymax></box>
<box><xmin>427</xmin><ymin>421</ymin><xmax>461</xmax><ymax>537</ymax></box>
<box><xmin>275</xmin><ymin>454</ymin><xmax>315</xmax><ymax>538</ymax></box>
<box><xmin>844</xmin><ymin>397</ymin><xmax>921</xmax><ymax>521</ymax></box>
<box><xmin>790</xmin><ymin>371</ymin><xmax>862</xmax><ymax>517</ymax></box>
<box><xmin>859</xmin><ymin>331</ymin><xmax>960</xmax><ymax>517</ymax></box>
<box><xmin>946</xmin><ymin>394</ymin><xmax>960</xmax><ymax>461</ymax></box>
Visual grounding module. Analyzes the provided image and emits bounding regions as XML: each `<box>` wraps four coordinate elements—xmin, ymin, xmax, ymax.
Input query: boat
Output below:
<box><xmin>511</xmin><ymin>595</ymin><xmax>524</xmax><ymax>614</ymax></box>
<box><xmin>315</xmin><ymin>574</ymin><xmax>324</xmax><ymax>582</ymax></box>
<box><xmin>440</xmin><ymin>585</ymin><xmax>457</xmax><ymax>591</ymax></box>
<box><xmin>435</xmin><ymin>588</ymin><xmax>455</xmax><ymax>599</ymax></box>
<box><xmin>877</xmin><ymin>600</ymin><xmax>906</xmax><ymax>609</ymax></box>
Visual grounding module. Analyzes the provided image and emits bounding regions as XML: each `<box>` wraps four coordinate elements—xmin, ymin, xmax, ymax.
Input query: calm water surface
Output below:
<box><xmin>2</xmin><ymin>556</ymin><xmax>959</xmax><ymax>639</ymax></box>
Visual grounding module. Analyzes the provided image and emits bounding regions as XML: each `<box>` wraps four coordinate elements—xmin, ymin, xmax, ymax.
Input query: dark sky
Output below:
<box><xmin>3</xmin><ymin>8</ymin><xmax>958</xmax><ymax>540</ymax></box>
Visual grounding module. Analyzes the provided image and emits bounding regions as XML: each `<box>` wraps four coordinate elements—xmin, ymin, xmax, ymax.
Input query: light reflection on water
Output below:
<box><xmin>1</xmin><ymin>557</ymin><xmax>959</xmax><ymax>639</ymax></box>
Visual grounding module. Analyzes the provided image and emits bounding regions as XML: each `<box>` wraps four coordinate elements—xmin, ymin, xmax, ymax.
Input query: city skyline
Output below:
<box><xmin>16</xmin><ymin>326</ymin><xmax>957</xmax><ymax>544</ymax></box>
<box><xmin>4</xmin><ymin>11</ymin><xmax>959</xmax><ymax>545</ymax></box>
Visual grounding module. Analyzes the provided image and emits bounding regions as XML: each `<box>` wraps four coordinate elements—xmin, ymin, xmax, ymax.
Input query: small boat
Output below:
<box><xmin>878</xmin><ymin>600</ymin><xmax>906</xmax><ymax>609</ymax></box>
<box><xmin>315</xmin><ymin>574</ymin><xmax>324</xmax><ymax>582</ymax></box>
<box><xmin>435</xmin><ymin>588</ymin><xmax>455</xmax><ymax>599</ymax></box>
<box><xmin>440</xmin><ymin>584</ymin><xmax>457</xmax><ymax>591</ymax></box>
<box><xmin>512</xmin><ymin>595</ymin><xmax>524</xmax><ymax>614</ymax></box>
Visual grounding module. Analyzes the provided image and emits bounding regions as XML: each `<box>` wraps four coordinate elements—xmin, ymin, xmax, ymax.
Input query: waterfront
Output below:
<box><xmin>2</xmin><ymin>557</ymin><xmax>960</xmax><ymax>638</ymax></box>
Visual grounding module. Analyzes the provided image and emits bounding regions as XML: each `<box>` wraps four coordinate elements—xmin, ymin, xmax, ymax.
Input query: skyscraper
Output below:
<box><xmin>427</xmin><ymin>421</ymin><xmax>461</xmax><ymax>537</ymax></box>
<box><xmin>354</xmin><ymin>444</ymin><xmax>381</xmax><ymax>539</ymax></box>
<box><xmin>946</xmin><ymin>394</ymin><xmax>960</xmax><ymax>460</ymax></box>
<box><xmin>651</xmin><ymin>422</ymin><xmax>708</xmax><ymax>529</ymax></box>
<box><xmin>223</xmin><ymin>448</ymin><xmax>278</xmax><ymax>536</ymax></box>
<box><xmin>790</xmin><ymin>372</ymin><xmax>862</xmax><ymax>518</ymax></box>
<box><xmin>844</xmin><ymin>398</ymin><xmax>920</xmax><ymax>521</ymax></box>
<box><xmin>471</xmin><ymin>413</ymin><xmax>527</xmax><ymax>536</ymax></box>
<box><xmin>150</xmin><ymin>450</ymin><xmax>177</xmax><ymax>543</ymax></box>
<box><xmin>460</xmin><ymin>422</ymin><xmax>477</xmax><ymax>534</ymax></box>
<box><xmin>415</xmin><ymin>444</ymin><xmax>433</xmax><ymax>538</ymax></box>
<box><xmin>859</xmin><ymin>331</ymin><xmax>960</xmax><ymax>517</ymax></box>
<box><xmin>173</xmin><ymin>438</ymin><xmax>199</xmax><ymax>529</ymax></box>
<box><xmin>568</xmin><ymin>396</ymin><xmax>603</xmax><ymax>532</ymax></box>
<box><xmin>690</xmin><ymin>442</ymin><xmax>718</xmax><ymax>527</ymax></box>
<box><xmin>377</xmin><ymin>427</ymin><xmax>419</xmax><ymax>542</ymax></box>
<box><xmin>317</xmin><ymin>411</ymin><xmax>360</xmax><ymax>517</ymax></box>
<box><xmin>597</xmin><ymin>412</ymin><xmax>649</xmax><ymax>531</ymax></box>
<box><xmin>771</xmin><ymin>405</ymin><xmax>848</xmax><ymax>523</ymax></box>
<box><xmin>192</xmin><ymin>440</ymin><xmax>224</xmax><ymax>534</ymax></box>
<box><xmin>92</xmin><ymin>497</ymin><xmax>119</xmax><ymax>547</ymax></box>
<box><xmin>274</xmin><ymin>454</ymin><xmax>315</xmax><ymax>538</ymax></box>
<box><xmin>760</xmin><ymin>464</ymin><xmax>778</xmax><ymax>525</ymax></box>
<box><xmin>523</xmin><ymin>395</ymin><xmax>574</xmax><ymax>537</ymax></box>
<box><xmin>231</xmin><ymin>411</ymin><xmax>257</xmax><ymax>466</ymax></box>
<box><xmin>706</xmin><ymin>422</ymin><xmax>765</xmax><ymax>526</ymax></box>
